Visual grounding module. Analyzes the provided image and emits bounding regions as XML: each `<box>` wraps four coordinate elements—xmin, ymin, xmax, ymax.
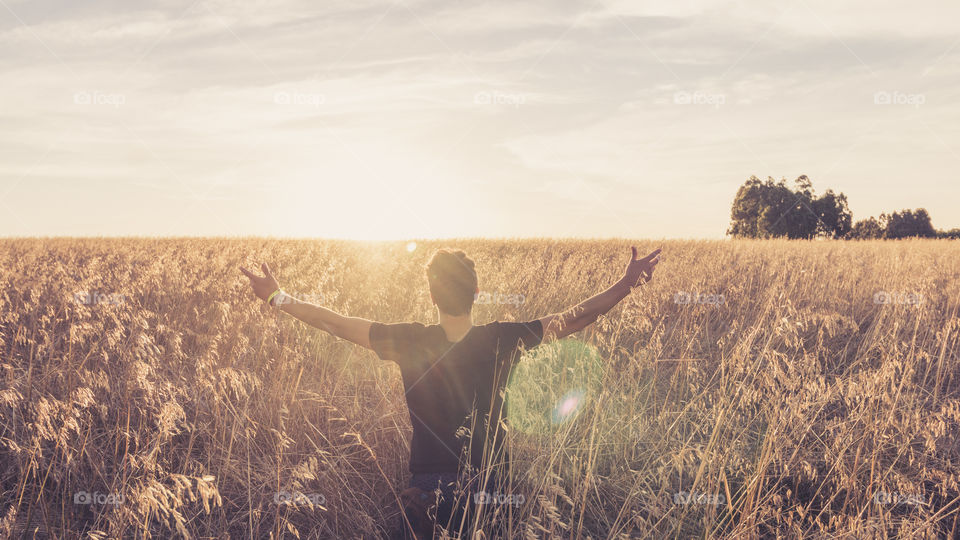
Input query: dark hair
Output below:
<box><xmin>425</xmin><ymin>249</ymin><xmax>477</xmax><ymax>316</ymax></box>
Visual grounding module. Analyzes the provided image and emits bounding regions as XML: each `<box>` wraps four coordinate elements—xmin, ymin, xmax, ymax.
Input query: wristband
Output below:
<box><xmin>266</xmin><ymin>289</ymin><xmax>283</xmax><ymax>306</ymax></box>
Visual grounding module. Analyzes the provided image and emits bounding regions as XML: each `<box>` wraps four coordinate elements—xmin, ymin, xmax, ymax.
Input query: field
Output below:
<box><xmin>1</xmin><ymin>238</ymin><xmax>959</xmax><ymax>539</ymax></box>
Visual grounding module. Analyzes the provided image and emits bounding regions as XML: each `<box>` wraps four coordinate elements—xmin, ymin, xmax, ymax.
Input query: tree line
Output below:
<box><xmin>728</xmin><ymin>175</ymin><xmax>960</xmax><ymax>239</ymax></box>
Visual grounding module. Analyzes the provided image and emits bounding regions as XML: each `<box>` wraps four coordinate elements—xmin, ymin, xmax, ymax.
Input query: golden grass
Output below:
<box><xmin>1</xmin><ymin>238</ymin><xmax>958</xmax><ymax>538</ymax></box>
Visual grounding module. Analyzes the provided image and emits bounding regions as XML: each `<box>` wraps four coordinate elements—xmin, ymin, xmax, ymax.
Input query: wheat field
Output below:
<box><xmin>1</xmin><ymin>238</ymin><xmax>958</xmax><ymax>539</ymax></box>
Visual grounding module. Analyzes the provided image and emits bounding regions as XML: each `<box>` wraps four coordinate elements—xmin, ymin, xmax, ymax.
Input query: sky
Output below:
<box><xmin>1</xmin><ymin>0</ymin><xmax>958</xmax><ymax>239</ymax></box>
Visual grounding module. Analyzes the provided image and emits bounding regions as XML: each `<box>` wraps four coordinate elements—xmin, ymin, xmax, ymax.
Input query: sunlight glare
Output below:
<box><xmin>551</xmin><ymin>389</ymin><xmax>586</xmax><ymax>424</ymax></box>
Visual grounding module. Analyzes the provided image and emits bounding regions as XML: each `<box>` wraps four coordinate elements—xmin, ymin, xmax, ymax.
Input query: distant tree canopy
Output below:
<box><xmin>847</xmin><ymin>217</ymin><xmax>884</xmax><ymax>239</ymax></box>
<box><xmin>727</xmin><ymin>175</ymin><xmax>852</xmax><ymax>239</ymax></box>
<box><xmin>729</xmin><ymin>175</ymin><xmax>954</xmax><ymax>240</ymax></box>
<box><xmin>849</xmin><ymin>209</ymin><xmax>937</xmax><ymax>239</ymax></box>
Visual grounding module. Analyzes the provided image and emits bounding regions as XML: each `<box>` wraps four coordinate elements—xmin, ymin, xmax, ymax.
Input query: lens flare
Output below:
<box><xmin>406</xmin><ymin>242</ymin><xmax>417</xmax><ymax>252</ymax></box>
<box><xmin>505</xmin><ymin>339</ymin><xmax>603</xmax><ymax>437</ymax></box>
<box><xmin>551</xmin><ymin>389</ymin><xmax>585</xmax><ymax>424</ymax></box>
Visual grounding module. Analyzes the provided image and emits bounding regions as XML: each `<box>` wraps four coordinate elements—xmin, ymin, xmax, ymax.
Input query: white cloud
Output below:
<box><xmin>1</xmin><ymin>0</ymin><xmax>958</xmax><ymax>237</ymax></box>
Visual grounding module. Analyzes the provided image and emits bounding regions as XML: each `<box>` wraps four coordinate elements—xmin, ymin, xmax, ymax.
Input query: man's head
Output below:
<box><xmin>425</xmin><ymin>249</ymin><xmax>478</xmax><ymax>316</ymax></box>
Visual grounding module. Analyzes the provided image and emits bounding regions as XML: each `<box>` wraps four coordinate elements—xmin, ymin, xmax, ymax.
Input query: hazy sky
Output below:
<box><xmin>1</xmin><ymin>0</ymin><xmax>958</xmax><ymax>239</ymax></box>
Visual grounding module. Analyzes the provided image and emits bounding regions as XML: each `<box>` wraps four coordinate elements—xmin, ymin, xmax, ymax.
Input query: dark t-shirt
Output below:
<box><xmin>369</xmin><ymin>320</ymin><xmax>543</xmax><ymax>474</ymax></box>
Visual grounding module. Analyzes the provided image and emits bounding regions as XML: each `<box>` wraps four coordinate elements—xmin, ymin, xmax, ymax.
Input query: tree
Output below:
<box><xmin>881</xmin><ymin>209</ymin><xmax>937</xmax><ymax>238</ymax></box>
<box><xmin>728</xmin><ymin>175</ymin><xmax>852</xmax><ymax>239</ymax></box>
<box><xmin>813</xmin><ymin>189</ymin><xmax>852</xmax><ymax>238</ymax></box>
<box><xmin>848</xmin><ymin>217</ymin><xmax>885</xmax><ymax>239</ymax></box>
<box><xmin>846</xmin><ymin>208</ymin><xmax>942</xmax><ymax>239</ymax></box>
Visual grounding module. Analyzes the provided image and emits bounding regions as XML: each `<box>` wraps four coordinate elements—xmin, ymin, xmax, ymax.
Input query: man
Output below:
<box><xmin>241</xmin><ymin>245</ymin><xmax>661</xmax><ymax>537</ymax></box>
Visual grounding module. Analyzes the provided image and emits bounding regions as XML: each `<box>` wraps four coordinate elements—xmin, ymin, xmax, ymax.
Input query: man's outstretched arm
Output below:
<box><xmin>538</xmin><ymin>246</ymin><xmax>661</xmax><ymax>342</ymax></box>
<box><xmin>240</xmin><ymin>263</ymin><xmax>373</xmax><ymax>349</ymax></box>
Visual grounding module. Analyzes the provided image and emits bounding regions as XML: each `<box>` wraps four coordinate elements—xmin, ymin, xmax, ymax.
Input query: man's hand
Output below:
<box><xmin>621</xmin><ymin>246</ymin><xmax>662</xmax><ymax>288</ymax></box>
<box><xmin>240</xmin><ymin>263</ymin><xmax>281</xmax><ymax>303</ymax></box>
<box><xmin>540</xmin><ymin>246</ymin><xmax>663</xmax><ymax>342</ymax></box>
<box><xmin>239</xmin><ymin>261</ymin><xmax>374</xmax><ymax>349</ymax></box>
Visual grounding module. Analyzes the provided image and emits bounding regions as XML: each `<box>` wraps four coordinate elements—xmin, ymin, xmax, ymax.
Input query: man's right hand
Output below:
<box><xmin>240</xmin><ymin>263</ymin><xmax>281</xmax><ymax>303</ymax></box>
<box><xmin>621</xmin><ymin>246</ymin><xmax>662</xmax><ymax>288</ymax></box>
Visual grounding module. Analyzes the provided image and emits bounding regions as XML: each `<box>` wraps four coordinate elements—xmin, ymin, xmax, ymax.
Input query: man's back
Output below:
<box><xmin>369</xmin><ymin>320</ymin><xmax>543</xmax><ymax>474</ymax></box>
<box><xmin>240</xmin><ymin>246</ymin><xmax>661</xmax><ymax>537</ymax></box>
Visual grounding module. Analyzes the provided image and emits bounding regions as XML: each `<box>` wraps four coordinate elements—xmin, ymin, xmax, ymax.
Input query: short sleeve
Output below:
<box><xmin>368</xmin><ymin>322</ymin><xmax>423</xmax><ymax>362</ymax></box>
<box><xmin>495</xmin><ymin>320</ymin><xmax>544</xmax><ymax>354</ymax></box>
